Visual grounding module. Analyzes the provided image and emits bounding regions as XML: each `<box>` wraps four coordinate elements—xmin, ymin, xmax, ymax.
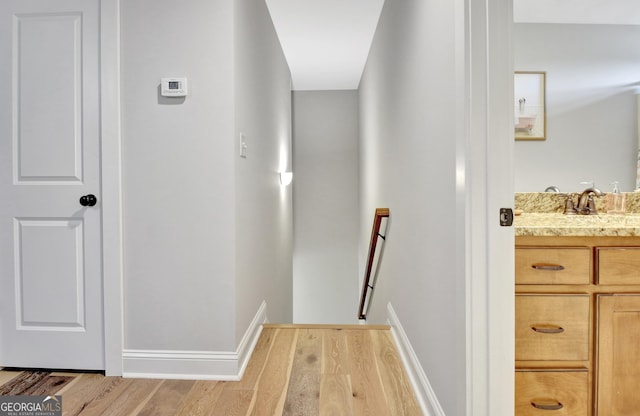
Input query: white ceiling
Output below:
<box><xmin>265</xmin><ymin>0</ymin><xmax>384</xmax><ymax>91</ymax></box>
<box><xmin>266</xmin><ymin>0</ymin><xmax>640</xmax><ymax>91</ymax></box>
<box><xmin>514</xmin><ymin>0</ymin><xmax>640</xmax><ymax>25</ymax></box>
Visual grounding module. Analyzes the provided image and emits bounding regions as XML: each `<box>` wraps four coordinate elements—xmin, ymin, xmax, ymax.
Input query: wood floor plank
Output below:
<box><xmin>0</xmin><ymin>371</ymin><xmax>49</xmax><ymax>395</ymax></box>
<box><xmin>319</xmin><ymin>374</ymin><xmax>355</xmax><ymax>416</ymax></box>
<box><xmin>75</xmin><ymin>378</ymin><xmax>160</xmax><ymax>416</ymax></box>
<box><xmin>283</xmin><ymin>328</ymin><xmax>321</xmax><ymax>416</ymax></box>
<box><xmin>53</xmin><ymin>373</ymin><xmax>84</xmax><ymax>397</ymax></box>
<box><xmin>248</xmin><ymin>328</ymin><xmax>298</xmax><ymax>416</ymax></box>
<box><xmin>73</xmin><ymin>377</ymin><xmax>131</xmax><ymax>416</ymax></box>
<box><xmin>0</xmin><ymin>371</ymin><xmax>23</xmax><ymax>388</ymax></box>
<box><xmin>22</xmin><ymin>375</ymin><xmax>74</xmax><ymax>396</ymax></box>
<box><xmin>137</xmin><ymin>379</ymin><xmax>195</xmax><ymax>416</ymax></box>
<box><xmin>211</xmin><ymin>389</ymin><xmax>254</xmax><ymax>416</ymax></box>
<box><xmin>229</xmin><ymin>328</ymin><xmax>276</xmax><ymax>391</ymax></box>
<box><xmin>58</xmin><ymin>374</ymin><xmax>117</xmax><ymax>416</ymax></box>
<box><xmin>322</xmin><ymin>329</ymin><xmax>350</xmax><ymax>375</ymax></box>
<box><xmin>370</xmin><ymin>330</ymin><xmax>421</xmax><ymax>415</ymax></box>
<box><xmin>345</xmin><ymin>330</ymin><xmax>391</xmax><ymax>415</ymax></box>
<box><xmin>264</xmin><ymin>324</ymin><xmax>390</xmax><ymax>330</ymax></box>
<box><xmin>173</xmin><ymin>381</ymin><xmax>225</xmax><ymax>416</ymax></box>
<box><xmin>0</xmin><ymin>327</ymin><xmax>420</xmax><ymax>415</ymax></box>
<box><xmin>51</xmin><ymin>371</ymin><xmax>86</xmax><ymax>377</ymax></box>
<box><xmin>94</xmin><ymin>378</ymin><xmax>162</xmax><ymax>416</ymax></box>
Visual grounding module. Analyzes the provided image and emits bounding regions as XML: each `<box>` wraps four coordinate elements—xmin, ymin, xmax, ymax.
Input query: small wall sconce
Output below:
<box><xmin>279</xmin><ymin>171</ymin><xmax>293</xmax><ymax>186</ymax></box>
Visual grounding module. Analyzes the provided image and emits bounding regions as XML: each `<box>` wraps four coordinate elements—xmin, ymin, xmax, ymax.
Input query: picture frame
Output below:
<box><xmin>514</xmin><ymin>71</ymin><xmax>546</xmax><ymax>140</ymax></box>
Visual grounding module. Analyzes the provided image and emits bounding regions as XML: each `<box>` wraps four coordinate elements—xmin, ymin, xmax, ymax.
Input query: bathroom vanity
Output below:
<box><xmin>514</xmin><ymin>193</ymin><xmax>640</xmax><ymax>415</ymax></box>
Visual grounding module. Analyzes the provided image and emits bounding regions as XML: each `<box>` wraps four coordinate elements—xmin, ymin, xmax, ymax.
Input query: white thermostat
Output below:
<box><xmin>161</xmin><ymin>77</ymin><xmax>188</xmax><ymax>97</ymax></box>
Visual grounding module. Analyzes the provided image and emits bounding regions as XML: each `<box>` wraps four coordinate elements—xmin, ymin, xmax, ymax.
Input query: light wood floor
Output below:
<box><xmin>0</xmin><ymin>325</ymin><xmax>421</xmax><ymax>415</ymax></box>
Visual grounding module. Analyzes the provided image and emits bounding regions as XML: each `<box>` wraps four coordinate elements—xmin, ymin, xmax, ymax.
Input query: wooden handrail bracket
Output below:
<box><xmin>358</xmin><ymin>208</ymin><xmax>390</xmax><ymax>320</ymax></box>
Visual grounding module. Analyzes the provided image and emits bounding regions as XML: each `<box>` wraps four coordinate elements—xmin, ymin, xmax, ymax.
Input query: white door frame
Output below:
<box><xmin>463</xmin><ymin>0</ymin><xmax>514</xmax><ymax>414</ymax></box>
<box><xmin>97</xmin><ymin>0</ymin><xmax>515</xmax><ymax>390</ymax></box>
<box><xmin>99</xmin><ymin>0</ymin><xmax>123</xmax><ymax>376</ymax></box>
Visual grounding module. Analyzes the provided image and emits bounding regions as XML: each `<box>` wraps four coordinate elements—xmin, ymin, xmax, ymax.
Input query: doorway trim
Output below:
<box><xmin>463</xmin><ymin>0</ymin><xmax>515</xmax><ymax>414</ymax></box>
<box><xmin>100</xmin><ymin>0</ymin><xmax>123</xmax><ymax>376</ymax></box>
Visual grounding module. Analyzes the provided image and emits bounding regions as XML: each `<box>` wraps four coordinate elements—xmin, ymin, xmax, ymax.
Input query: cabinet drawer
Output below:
<box><xmin>516</xmin><ymin>295</ymin><xmax>589</xmax><ymax>361</ymax></box>
<box><xmin>515</xmin><ymin>371</ymin><xmax>588</xmax><ymax>416</ymax></box>
<box><xmin>516</xmin><ymin>247</ymin><xmax>590</xmax><ymax>285</ymax></box>
<box><xmin>597</xmin><ymin>247</ymin><xmax>640</xmax><ymax>285</ymax></box>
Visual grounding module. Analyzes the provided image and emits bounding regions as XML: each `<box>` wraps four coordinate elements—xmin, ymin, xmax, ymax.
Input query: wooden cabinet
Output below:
<box><xmin>596</xmin><ymin>295</ymin><xmax>640</xmax><ymax>414</ymax></box>
<box><xmin>515</xmin><ymin>236</ymin><xmax>640</xmax><ymax>416</ymax></box>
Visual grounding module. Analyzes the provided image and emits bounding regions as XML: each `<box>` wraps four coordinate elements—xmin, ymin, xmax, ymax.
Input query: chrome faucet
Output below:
<box><xmin>574</xmin><ymin>187</ymin><xmax>603</xmax><ymax>215</ymax></box>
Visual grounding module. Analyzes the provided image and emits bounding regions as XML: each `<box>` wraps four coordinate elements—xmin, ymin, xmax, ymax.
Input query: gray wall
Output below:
<box><xmin>515</xmin><ymin>23</ymin><xmax>640</xmax><ymax>192</ymax></box>
<box><xmin>234</xmin><ymin>0</ymin><xmax>293</xmax><ymax>335</ymax></box>
<box><xmin>122</xmin><ymin>0</ymin><xmax>236</xmax><ymax>351</ymax></box>
<box><xmin>121</xmin><ymin>0</ymin><xmax>292</xmax><ymax>356</ymax></box>
<box><xmin>359</xmin><ymin>0</ymin><xmax>465</xmax><ymax>413</ymax></box>
<box><xmin>292</xmin><ymin>90</ymin><xmax>360</xmax><ymax>324</ymax></box>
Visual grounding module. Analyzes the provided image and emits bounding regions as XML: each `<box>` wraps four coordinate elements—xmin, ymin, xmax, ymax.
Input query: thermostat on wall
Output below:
<box><xmin>161</xmin><ymin>77</ymin><xmax>188</xmax><ymax>97</ymax></box>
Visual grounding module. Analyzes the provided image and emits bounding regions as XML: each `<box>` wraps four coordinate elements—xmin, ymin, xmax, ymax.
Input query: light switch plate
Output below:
<box><xmin>239</xmin><ymin>133</ymin><xmax>247</xmax><ymax>158</ymax></box>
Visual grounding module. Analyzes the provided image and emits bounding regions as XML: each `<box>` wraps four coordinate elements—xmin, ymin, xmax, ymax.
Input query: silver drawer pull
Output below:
<box><xmin>531</xmin><ymin>400</ymin><xmax>564</xmax><ymax>411</ymax></box>
<box><xmin>531</xmin><ymin>325</ymin><xmax>565</xmax><ymax>334</ymax></box>
<box><xmin>531</xmin><ymin>263</ymin><xmax>565</xmax><ymax>271</ymax></box>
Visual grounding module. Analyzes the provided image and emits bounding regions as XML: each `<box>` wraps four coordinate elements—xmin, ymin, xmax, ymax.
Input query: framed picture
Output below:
<box><xmin>514</xmin><ymin>71</ymin><xmax>546</xmax><ymax>140</ymax></box>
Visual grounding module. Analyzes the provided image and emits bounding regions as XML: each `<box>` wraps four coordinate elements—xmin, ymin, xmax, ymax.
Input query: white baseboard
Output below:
<box><xmin>387</xmin><ymin>302</ymin><xmax>445</xmax><ymax>416</ymax></box>
<box><xmin>236</xmin><ymin>300</ymin><xmax>268</xmax><ymax>379</ymax></box>
<box><xmin>122</xmin><ymin>301</ymin><xmax>267</xmax><ymax>380</ymax></box>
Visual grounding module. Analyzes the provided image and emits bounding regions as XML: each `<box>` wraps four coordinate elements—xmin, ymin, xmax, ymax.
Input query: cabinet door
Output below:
<box><xmin>597</xmin><ymin>295</ymin><xmax>640</xmax><ymax>414</ymax></box>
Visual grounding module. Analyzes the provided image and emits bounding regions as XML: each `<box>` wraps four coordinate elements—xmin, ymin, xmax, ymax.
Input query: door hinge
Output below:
<box><xmin>500</xmin><ymin>208</ymin><xmax>514</xmax><ymax>227</ymax></box>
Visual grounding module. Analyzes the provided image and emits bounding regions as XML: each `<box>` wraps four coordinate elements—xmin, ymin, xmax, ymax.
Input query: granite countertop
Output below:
<box><xmin>514</xmin><ymin>212</ymin><xmax>640</xmax><ymax>237</ymax></box>
<box><xmin>514</xmin><ymin>192</ymin><xmax>640</xmax><ymax>237</ymax></box>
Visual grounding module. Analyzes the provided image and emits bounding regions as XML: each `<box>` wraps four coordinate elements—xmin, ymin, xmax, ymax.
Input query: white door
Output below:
<box><xmin>0</xmin><ymin>0</ymin><xmax>104</xmax><ymax>370</ymax></box>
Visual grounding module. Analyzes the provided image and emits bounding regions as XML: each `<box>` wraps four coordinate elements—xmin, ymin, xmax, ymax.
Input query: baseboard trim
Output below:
<box><xmin>122</xmin><ymin>301</ymin><xmax>267</xmax><ymax>380</ymax></box>
<box><xmin>236</xmin><ymin>300</ymin><xmax>267</xmax><ymax>379</ymax></box>
<box><xmin>263</xmin><ymin>323</ymin><xmax>390</xmax><ymax>330</ymax></box>
<box><xmin>387</xmin><ymin>302</ymin><xmax>445</xmax><ymax>416</ymax></box>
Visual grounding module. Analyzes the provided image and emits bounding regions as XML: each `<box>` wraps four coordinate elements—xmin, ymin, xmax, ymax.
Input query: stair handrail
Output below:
<box><xmin>358</xmin><ymin>208</ymin><xmax>390</xmax><ymax>320</ymax></box>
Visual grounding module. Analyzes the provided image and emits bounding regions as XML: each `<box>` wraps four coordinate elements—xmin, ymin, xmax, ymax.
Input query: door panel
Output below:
<box><xmin>16</xmin><ymin>218</ymin><xmax>85</xmax><ymax>329</ymax></box>
<box><xmin>14</xmin><ymin>13</ymin><xmax>83</xmax><ymax>182</ymax></box>
<box><xmin>0</xmin><ymin>0</ymin><xmax>103</xmax><ymax>370</ymax></box>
